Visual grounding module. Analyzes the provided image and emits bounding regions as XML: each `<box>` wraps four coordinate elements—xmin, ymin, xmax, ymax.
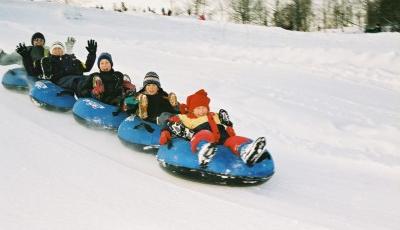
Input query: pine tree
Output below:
<box><xmin>231</xmin><ymin>0</ymin><xmax>252</xmax><ymax>24</ymax></box>
<box><xmin>379</xmin><ymin>0</ymin><xmax>400</xmax><ymax>30</ymax></box>
<box><xmin>252</xmin><ymin>0</ymin><xmax>269</xmax><ymax>26</ymax></box>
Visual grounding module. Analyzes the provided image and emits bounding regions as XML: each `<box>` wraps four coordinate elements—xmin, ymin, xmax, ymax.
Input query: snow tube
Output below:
<box><xmin>157</xmin><ymin>138</ymin><xmax>275</xmax><ymax>185</ymax></box>
<box><xmin>29</xmin><ymin>80</ymin><xmax>76</xmax><ymax>111</ymax></box>
<box><xmin>72</xmin><ymin>98</ymin><xmax>128</xmax><ymax>130</ymax></box>
<box><xmin>117</xmin><ymin>116</ymin><xmax>161</xmax><ymax>153</ymax></box>
<box><xmin>1</xmin><ymin>67</ymin><xmax>37</xmax><ymax>90</ymax></box>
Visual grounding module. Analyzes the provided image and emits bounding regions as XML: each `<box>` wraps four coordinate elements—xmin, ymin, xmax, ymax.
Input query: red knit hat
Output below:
<box><xmin>186</xmin><ymin>89</ymin><xmax>210</xmax><ymax>112</ymax></box>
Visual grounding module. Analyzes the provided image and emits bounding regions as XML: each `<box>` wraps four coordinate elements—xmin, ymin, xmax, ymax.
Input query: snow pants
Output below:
<box><xmin>190</xmin><ymin>130</ymin><xmax>251</xmax><ymax>156</ymax></box>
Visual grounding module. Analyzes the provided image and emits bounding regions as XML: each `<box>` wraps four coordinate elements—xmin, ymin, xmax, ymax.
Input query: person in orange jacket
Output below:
<box><xmin>159</xmin><ymin>89</ymin><xmax>270</xmax><ymax>168</ymax></box>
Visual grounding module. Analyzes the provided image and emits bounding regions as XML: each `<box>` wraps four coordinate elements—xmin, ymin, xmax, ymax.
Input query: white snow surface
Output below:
<box><xmin>1</xmin><ymin>0</ymin><xmax>400</xmax><ymax>229</ymax></box>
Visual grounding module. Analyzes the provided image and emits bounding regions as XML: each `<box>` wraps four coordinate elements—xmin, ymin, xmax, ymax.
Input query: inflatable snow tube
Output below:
<box><xmin>1</xmin><ymin>67</ymin><xmax>37</xmax><ymax>90</ymax></box>
<box><xmin>29</xmin><ymin>80</ymin><xmax>76</xmax><ymax>111</ymax></box>
<box><xmin>117</xmin><ymin>116</ymin><xmax>161</xmax><ymax>153</ymax></box>
<box><xmin>157</xmin><ymin>138</ymin><xmax>275</xmax><ymax>185</ymax></box>
<box><xmin>72</xmin><ymin>98</ymin><xmax>128</xmax><ymax>130</ymax></box>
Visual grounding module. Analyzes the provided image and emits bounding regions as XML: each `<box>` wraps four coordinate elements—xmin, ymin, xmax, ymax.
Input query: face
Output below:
<box><xmin>144</xmin><ymin>84</ymin><xmax>159</xmax><ymax>95</ymax></box>
<box><xmin>33</xmin><ymin>38</ymin><xmax>45</xmax><ymax>47</ymax></box>
<box><xmin>99</xmin><ymin>59</ymin><xmax>112</xmax><ymax>72</ymax></box>
<box><xmin>51</xmin><ymin>47</ymin><xmax>64</xmax><ymax>56</ymax></box>
<box><xmin>193</xmin><ymin>106</ymin><xmax>208</xmax><ymax>117</ymax></box>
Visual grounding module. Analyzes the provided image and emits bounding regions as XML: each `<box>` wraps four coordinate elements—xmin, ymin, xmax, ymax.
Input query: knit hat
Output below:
<box><xmin>143</xmin><ymin>71</ymin><xmax>161</xmax><ymax>88</ymax></box>
<box><xmin>50</xmin><ymin>41</ymin><xmax>65</xmax><ymax>54</ymax></box>
<box><xmin>97</xmin><ymin>52</ymin><xmax>113</xmax><ymax>68</ymax></box>
<box><xmin>31</xmin><ymin>32</ymin><xmax>45</xmax><ymax>45</ymax></box>
<box><xmin>186</xmin><ymin>89</ymin><xmax>210</xmax><ymax>112</ymax></box>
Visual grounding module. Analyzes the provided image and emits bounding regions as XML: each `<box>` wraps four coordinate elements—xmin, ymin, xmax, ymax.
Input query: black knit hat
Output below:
<box><xmin>31</xmin><ymin>32</ymin><xmax>45</xmax><ymax>45</ymax></box>
<box><xmin>97</xmin><ymin>52</ymin><xmax>113</xmax><ymax>69</ymax></box>
<box><xmin>143</xmin><ymin>71</ymin><xmax>161</xmax><ymax>88</ymax></box>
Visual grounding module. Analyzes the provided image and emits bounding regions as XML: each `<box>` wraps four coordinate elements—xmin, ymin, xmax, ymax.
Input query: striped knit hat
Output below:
<box><xmin>143</xmin><ymin>71</ymin><xmax>161</xmax><ymax>88</ymax></box>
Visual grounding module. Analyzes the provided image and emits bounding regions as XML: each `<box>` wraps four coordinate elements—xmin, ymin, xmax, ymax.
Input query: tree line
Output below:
<box><xmin>228</xmin><ymin>0</ymin><xmax>399</xmax><ymax>32</ymax></box>
<box><xmin>81</xmin><ymin>0</ymin><xmax>399</xmax><ymax>32</ymax></box>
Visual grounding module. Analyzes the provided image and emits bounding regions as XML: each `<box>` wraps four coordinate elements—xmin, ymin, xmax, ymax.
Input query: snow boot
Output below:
<box><xmin>218</xmin><ymin>109</ymin><xmax>233</xmax><ymax>127</ymax></box>
<box><xmin>240</xmin><ymin>137</ymin><xmax>268</xmax><ymax>166</ymax></box>
<box><xmin>167</xmin><ymin>120</ymin><xmax>194</xmax><ymax>140</ymax></box>
<box><xmin>197</xmin><ymin>142</ymin><xmax>217</xmax><ymax>168</ymax></box>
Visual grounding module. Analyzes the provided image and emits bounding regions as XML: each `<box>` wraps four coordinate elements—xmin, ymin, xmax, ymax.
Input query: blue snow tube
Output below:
<box><xmin>72</xmin><ymin>98</ymin><xmax>128</xmax><ymax>130</ymax></box>
<box><xmin>157</xmin><ymin>138</ymin><xmax>275</xmax><ymax>185</ymax></box>
<box><xmin>29</xmin><ymin>80</ymin><xmax>76</xmax><ymax>111</ymax></box>
<box><xmin>118</xmin><ymin>116</ymin><xmax>161</xmax><ymax>153</ymax></box>
<box><xmin>1</xmin><ymin>67</ymin><xmax>37</xmax><ymax>90</ymax></box>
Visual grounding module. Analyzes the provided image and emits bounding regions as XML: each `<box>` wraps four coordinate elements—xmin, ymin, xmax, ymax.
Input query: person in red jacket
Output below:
<box><xmin>159</xmin><ymin>89</ymin><xmax>270</xmax><ymax>168</ymax></box>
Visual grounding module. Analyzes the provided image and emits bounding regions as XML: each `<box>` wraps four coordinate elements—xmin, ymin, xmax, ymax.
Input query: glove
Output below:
<box><xmin>218</xmin><ymin>109</ymin><xmax>233</xmax><ymax>127</ymax></box>
<box><xmin>91</xmin><ymin>76</ymin><xmax>104</xmax><ymax>98</ymax></box>
<box><xmin>123</xmin><ymin>95</ymin><xmax>138</xmax><ymax>111</ymax></box>
<box><xmin>159</xmin><ymin>130</ymin><xmax>172</xmax><ymax>145</ymax></box>
<box><xmin>168</xmin><ymin>92</ymin><xmax>178</xmax><ymax>107</ymax></box>
<box><xmin>65</xmin><ymin>37</ymin><xmax>76</xmax><ymax>54</ymax></box>
<box><xmin>16</xmin><ymin>43</ymin><xmax>29</xmax><ymax>57</ymax></box>
<box><xmin>86</xmin><ymin>39</ymin><xmax>97</xmax><ymax>54</ymax></box>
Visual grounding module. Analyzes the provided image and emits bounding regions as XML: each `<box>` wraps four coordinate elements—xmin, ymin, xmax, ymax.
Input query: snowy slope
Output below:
<box><xmin>1</xmin><ymin>0</ymin><xmax>400</xmax><ymax>229</ymax></box>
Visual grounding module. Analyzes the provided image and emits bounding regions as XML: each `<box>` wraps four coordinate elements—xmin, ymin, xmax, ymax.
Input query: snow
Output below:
<box><xmin>1</xmin><ymin>0</ymin><xmax>400</xmax><ymax>229</ymax></box>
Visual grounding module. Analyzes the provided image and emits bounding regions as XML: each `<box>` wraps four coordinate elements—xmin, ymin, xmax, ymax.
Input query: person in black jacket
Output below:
<box><xmin>31</xmin><ymin>39</ymin><xmax>97</xmax><ymax>95</ymax></box>
<box><xmin>6</xmin><ymin>33</ymin><xmax>75</xmax><ymax>77</ymax></box>
<box><xmin>136</xmin><ymin>71</ymin><xmax>179</xmax><ymax>124</ymax></box>
<box><xmin>90</xmin><ymin>52</ymin><xmax>136</xmax><ymax>105</ymax></box>
<box><xmin>1</xmin><ymin>32</ymin><xmax>49</xmax><ymax>72</ymax></box>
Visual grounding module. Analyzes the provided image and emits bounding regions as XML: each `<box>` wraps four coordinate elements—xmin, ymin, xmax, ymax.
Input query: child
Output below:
<box><xmin>90</xmin><ymin>52</ymin><xmax>135</xmax><ymax>105</ymax></box>
<box><xmin>159</xmin><ymin>89</ymin><xmax>270</xmax><ymax>167</ymax></box>
<box><xmin>9</xmin><ymin>33</ymin><xmax>75</xmax><ymax>76</ymax></box>
<box><xmin>135</xmin><ymin>71</ymin><xmax>179</xmax><ymax>124</ymax></box>
<box><xmin>32</xmin><ymin>39</ymin><xmax>97</xmax><ymax>95</ymax></box>
<box><xmin>1</xmin><ymin>32</ymin><xmax>48</xmax><ymax>69</ymax></box>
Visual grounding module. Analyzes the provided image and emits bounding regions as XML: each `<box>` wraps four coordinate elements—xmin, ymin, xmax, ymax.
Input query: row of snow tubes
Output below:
<box><xmin>2</xmin><ymin>67</ymin><xmax>275</xmax><ymax>185</ymax></box>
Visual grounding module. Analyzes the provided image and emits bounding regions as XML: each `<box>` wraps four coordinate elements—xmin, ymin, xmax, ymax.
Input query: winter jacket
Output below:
<box><xmin>33</xmin><ymin>52</ymin><xmax>95</xmax><ymax>83</ymax></box>
<box><xmin>177</xmin><ymin>112</ymin><xmax>231</xmax><ymax>144</ymax></box>
<box><xmin>21</xmin><ymin>46</ymin><xmax>50</xmax><ymax>76</ymax></box>
<box><xmin>90</xmin><ymin>70</ymin><xmax>125</xmax><ymax>105</ymax></box>
<box><xmin>137</xmin><ymin>88</ymin><xmax>178</xmax><ymax>123</ymax></box>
